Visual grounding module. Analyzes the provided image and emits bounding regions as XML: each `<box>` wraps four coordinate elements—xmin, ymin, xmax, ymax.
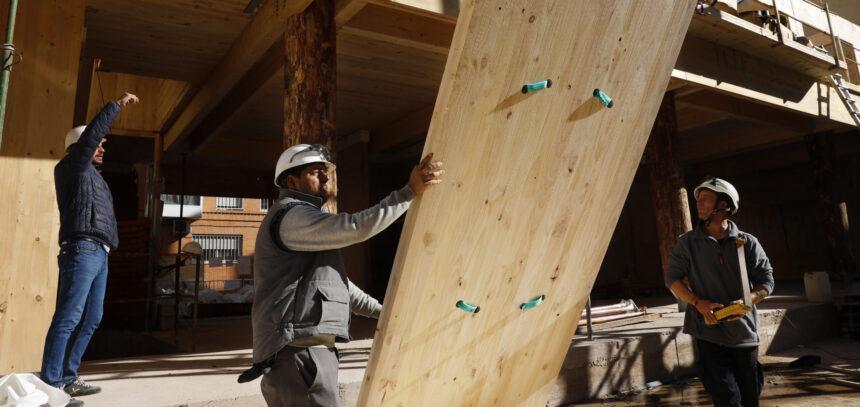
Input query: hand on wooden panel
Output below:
<box><xmin>117</xmin><ymin>92</ymin><xmax>139</xmax><ymax>107</ymax></box>
<box><xmin>409</xmin><ymin>153</ymin><xmax>445</xmax><ymax>195</ymax></box>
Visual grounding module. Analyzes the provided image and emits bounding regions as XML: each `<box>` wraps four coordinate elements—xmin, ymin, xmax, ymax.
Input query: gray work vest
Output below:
<box><xmin>251</xmin><ymin>192</ymin><xmax>351</xmax><ymax>363</ymax></box>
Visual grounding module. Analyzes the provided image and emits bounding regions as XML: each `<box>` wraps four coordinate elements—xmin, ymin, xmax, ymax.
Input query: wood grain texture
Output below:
<box><xmin>284</xmin><ymin>0</ymin><xmax>339</xmax><ymax>212</ymax></box>
<box><xmin>0</xmin><ymin>0</ymin><xmax>85</xmax><ymax>374</ymax></box>
<box><xmin>358</xmin><ymin>1</ymin><xmax>695</xmax><ymax>405</ymax></box>
<box><xmin>85</xmin><ymin>0</ymin><xmax>250</xmax><ymax>82</ymax></box>
<box><xmin>86</xmin><ymin>71</ymin><xmax>190</xmax><ymax>135</ymax></box>
<box><xmin>162</xmin><ymin>0</ymin><xmax>313</xmax><ymax>149</ymax></box>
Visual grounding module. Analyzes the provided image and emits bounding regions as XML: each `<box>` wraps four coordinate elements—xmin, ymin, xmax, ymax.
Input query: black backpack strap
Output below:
<box><xmin>269</xmin><ymin>201</ymin><xmax>315</xmax><ymax>252</ymax></box>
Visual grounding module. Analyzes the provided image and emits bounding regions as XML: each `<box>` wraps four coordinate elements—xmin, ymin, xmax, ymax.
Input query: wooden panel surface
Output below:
<box><xmin>161</xmin><ymin>0</ymin><xmax>313</xmax><ymax>149</ymax></box>
<box><xmin>86</xmin><ymin>72</ymin><xmax>189</xmax><ymax>135</ymax></box>
<box><xmin>85</xmin><ymin>0</ymin><xmax>249</xmax><ymax>82</ymax></box>
<box><xmin>358</xmin><ymin>1</ymin><xmax>695</xmax><ymax>405</ymax></box>
<box><xmin>0</xmin><ymin>0</ymin><xmax>85</xmax><ymax>374</ymax></box>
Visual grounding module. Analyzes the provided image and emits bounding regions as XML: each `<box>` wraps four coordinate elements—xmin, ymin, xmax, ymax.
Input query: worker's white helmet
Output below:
<box><xmin>694</xmin><ymin>177</ymin><xmax>740</xmax><ymax>214</ymax></box>
<box><xmin>64</xmin><ymin>125</ymin><xmax>86</xmax><ymax>149</ymax></box>
<box><xmin>274</xmin><ymin>143</ymin><xmax>335</xmax><ymax>187</ymax></box>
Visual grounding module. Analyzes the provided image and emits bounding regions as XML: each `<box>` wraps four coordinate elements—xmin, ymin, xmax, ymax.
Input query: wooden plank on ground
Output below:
<box><xmin>358</xmin><ymin>1</ymin><xmax>696</xmax><ymax>405</ymax></box>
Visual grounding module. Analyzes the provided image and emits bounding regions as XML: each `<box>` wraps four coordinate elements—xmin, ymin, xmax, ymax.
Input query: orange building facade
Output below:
<box><xmin>162</xmin><ymin>195</ymin><xmax>270</xmax><ymax>291</ymax></box>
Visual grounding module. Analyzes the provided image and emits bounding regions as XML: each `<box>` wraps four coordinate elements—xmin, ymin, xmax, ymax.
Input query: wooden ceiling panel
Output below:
<box><xmin>87</xmin><ymin>71</ymin><xmax>190</xmax><ymax>135</ymax></box>
<box><xmin>85</xmin><ymin>0</ymin><xmax>250</xmax><ymax>82</ymax></box>
<box><xmin>206</xmin><ymin>29</ymin><xmax>447</xmax><ymax>158</ymax></box>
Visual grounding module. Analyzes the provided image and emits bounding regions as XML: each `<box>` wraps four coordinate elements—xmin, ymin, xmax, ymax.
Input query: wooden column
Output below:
<box><xmin>645</xmin><ymin>92</ymin><xmax>693</xmax><ymax>299</ymax></box>
<box><xmin>0</xmin><ymin>0</ymin><xmax>86</xmax><ymax>373</ymax></box>
<box><xmin>806</xmin><ymin>131</ymin><xmax>857</xmax><ymax>286</ymax></box>
<box><xmin>283</xmin><ymin>0</ymin><xmax>337</xmax><ymax>210</ymax></box>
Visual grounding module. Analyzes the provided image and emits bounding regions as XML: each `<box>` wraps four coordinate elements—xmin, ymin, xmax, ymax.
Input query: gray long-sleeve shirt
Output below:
<box><xmin>278</xmin><ymin>186</ymin><xmax>415</xmax><ymax>252</ymax></box>
<box><xmin>665</xmin><ymin>220</ymin><xmax>774</xmax><ymax>348</ymax></box>
<box><xmin>272</xmin><ymin>186</ymin><xmax>415</xmax><ymax>349</ymax></box>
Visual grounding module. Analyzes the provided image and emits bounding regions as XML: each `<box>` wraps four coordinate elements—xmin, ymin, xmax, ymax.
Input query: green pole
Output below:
<box><xmin>0</xmin><ymin>0</ymin><xmax>19</xmax><ymax>150</ymax></box>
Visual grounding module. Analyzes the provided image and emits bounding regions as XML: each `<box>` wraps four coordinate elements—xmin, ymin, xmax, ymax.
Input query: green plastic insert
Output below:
<box><xmin>520</xmin><ymin>295</ymin><xmax>546</xmax><ymax>311</ymax></box>
<box><xmin>521</xmin><ymin>79</ymin><xmax>552</xmax><ymax>94</ymax></box>
<box><xmin>456</xmin><ymin>300</ymin><xmax>480</xmax><ymax>314</ymax></box>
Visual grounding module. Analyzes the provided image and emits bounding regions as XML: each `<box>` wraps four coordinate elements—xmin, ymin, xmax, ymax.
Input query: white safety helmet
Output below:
<box><xmin>694</xmin><ymin>177</ymin><xmax>740</xmax><ymax>214</ymax></box>
<box><xmin>274</xmin><ymin>143</ymin><xmax>335</xmax><ymax>187</ymax></box>
<box><xmin>64</xmin><ymin>125</ymin><xmax>86</xmax><ymax>149</ymax></box>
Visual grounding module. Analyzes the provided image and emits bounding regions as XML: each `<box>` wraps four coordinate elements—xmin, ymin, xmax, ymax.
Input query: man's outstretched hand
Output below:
<box><xmin>118</xmin><ymin>92</ymin><xmax>139</xmax><ymax>106</ymax></box>
<box><xmin>409</xmin><ymin>153</ymin><xmax>444</xmax><ymax>195</ymax></box>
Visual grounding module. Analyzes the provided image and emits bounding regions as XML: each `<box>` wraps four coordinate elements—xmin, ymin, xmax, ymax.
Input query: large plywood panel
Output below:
<box><xmin>359</xmin><ymin>1</ymin><xmax>695</xmax><ymax>405</ymax></box>
<box><xmin>0</xmin><ymin>0</ymin><xmax>85</xmax><ymax>373</ymax></box>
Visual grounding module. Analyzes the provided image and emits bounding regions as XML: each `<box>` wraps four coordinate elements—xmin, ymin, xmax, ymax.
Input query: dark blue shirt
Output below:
<box><xmin>55</xmin><ymin>101</ymin><xmax>121</xmax><ymax>249</ymax></box>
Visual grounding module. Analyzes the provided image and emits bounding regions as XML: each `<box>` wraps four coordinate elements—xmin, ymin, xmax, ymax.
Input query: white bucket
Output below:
<box><xmin>804</xmin><ymin>271</ymin><xmax>833</xmax><ymax>303</ymax></box>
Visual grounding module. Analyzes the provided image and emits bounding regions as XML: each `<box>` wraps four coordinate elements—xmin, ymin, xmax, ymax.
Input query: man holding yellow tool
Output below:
<box><xmin>665</xmin><ymin>177</ymin><xmax>774</xmax><ymax>407</ymax></box>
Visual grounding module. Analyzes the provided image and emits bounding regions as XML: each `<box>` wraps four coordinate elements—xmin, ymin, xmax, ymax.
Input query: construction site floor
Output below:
<box><xmin>75</xmin><ymin>292</ymin><xmax>858</xmax><ymax>406</ymax></box>
<box><xmin>577</xmin><ymin>337</ymin><xmax>860</xmax><ymax>406</ymax></box>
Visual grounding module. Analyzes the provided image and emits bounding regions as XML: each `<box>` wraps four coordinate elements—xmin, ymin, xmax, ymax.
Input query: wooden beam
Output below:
<box><xmin>666</xmin><ymin>77</ymin><xmax>687</xmax><ymax>92</ymax></box>
<box><xmin>365</xmin><ymin>0</ymin><xmax>458</xmax><ymax>21</ymax></box>
<box><xmin>676</xmin><ymin>106</ymin><xmax>729</xmax><ymax>131</ymax></box>
<box><xmin>108</xmin><ymin>128</ymin><xmax>157</xmax><ymax>138</ymax></box>
<box><xmin>336</xmin><ymin>0</ymin><xmax>368</xmax><ymax>28</ymax></box>
<box><xmin>676</xmin><ymin>90</ymin><xmax>815</xmax><ymax>132</ymax></box>
<box><xmin>183</xmin><ymin>39</ymin><xmax>283</xmax><ymax>153</ymax></box>
<box><xmin>673</xmin><ymin>35</ymin><xmax>857</xmax><ymax>128</ymax></box>
<box><xmin>172</xmin><ymin>0</ymin><xmax>375</xmax><ymax>155</ymax></box>
<box><xmin>371</xmin><ymin>104</ymin><xmax>432</xmax><ymax>152</ymax></box>
<box><xmin>161</xmin><ymin>0</ymin><xmax>313</xmax><ymax>150</ymax></box>
<box><xmin>680</xmin><ymin>122</ymin><xmax>802</xmax><ymax>162</ymax></box>
<box><xmin>340</xmin><ymin>3</ymin><xmax>455</xmax><ymax>54</ymax></box>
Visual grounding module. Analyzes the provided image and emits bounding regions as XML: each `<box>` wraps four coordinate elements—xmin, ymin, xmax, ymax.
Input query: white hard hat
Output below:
<box><xmin>274</xmin><ymin>143</ymin><xmax>335</xmax><ymax>187</ymax></box>
<box><xmin>694</xmin><ymin>177</ymin><xmax>740</xmax><ymax>214</ymax></box>
<box><xmin>64</xmin><ymin>126</ymin><xmax>86</xmax><ymax>149</ymax></box>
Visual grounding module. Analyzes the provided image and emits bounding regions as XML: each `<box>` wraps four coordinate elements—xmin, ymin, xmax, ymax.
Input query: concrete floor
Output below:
<box><xmin>72</xmin><ymin>289</ymin><xmax>858</xmax><ymax>406</ymax></box>
<box><xmin>576</xmin><ymin>337</ymin><xmax>860</xmax><ymax>406</ymax></box>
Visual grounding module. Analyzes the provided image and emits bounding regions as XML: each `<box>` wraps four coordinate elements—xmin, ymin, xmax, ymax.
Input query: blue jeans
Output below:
<box><xmin>40</xmin><ymin>239</ymin><xmax>108</xmax><ymax>387</ymax></box>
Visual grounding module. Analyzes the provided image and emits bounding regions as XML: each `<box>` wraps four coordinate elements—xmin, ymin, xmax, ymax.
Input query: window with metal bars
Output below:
<box><xmin>216</xmin><ymin>197</ymin><xmax>243</xmax><ymax>210</ymax></box>
<box><xmin>193</xmin><ymin>234</ymin><xmax>243</xmax><ymax>263</ymax></box>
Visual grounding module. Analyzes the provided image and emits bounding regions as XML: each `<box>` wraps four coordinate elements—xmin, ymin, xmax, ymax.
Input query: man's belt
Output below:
<box><xmin>61</xmin><ymin>236</ymin><xmax>111</xmax><ymax>254</ymax></box>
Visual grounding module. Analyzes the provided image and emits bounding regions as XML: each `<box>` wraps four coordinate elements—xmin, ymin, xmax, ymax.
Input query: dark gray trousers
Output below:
<box><xmin>260</xmin><ymin>346</ymin><xmax>340</xmax><ymax>407</ymax></box>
